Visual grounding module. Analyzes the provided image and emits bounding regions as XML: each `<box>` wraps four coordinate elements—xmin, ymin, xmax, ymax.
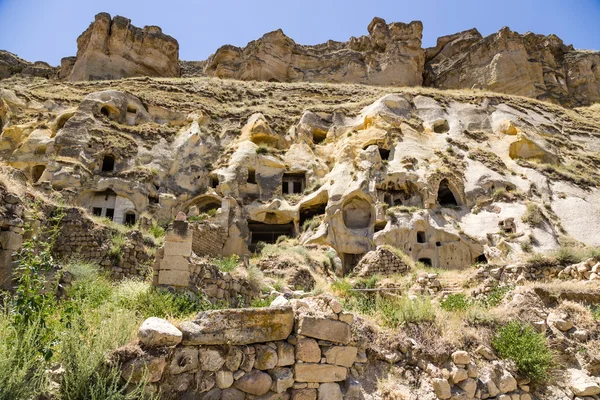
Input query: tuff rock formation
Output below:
<box><xmin>65</xmin><ymin>13</ymin><xmax>180</xmax><ymax>81</ymax></box>
<box><xmin>424</xmin><ymin>27</ymin><xmax>600</xmax><ymax>107</ymax></box>
<box><xmin>204</xmin><ymin>17</ymin><xmax>425</xmax><ymax>87</ymax></box>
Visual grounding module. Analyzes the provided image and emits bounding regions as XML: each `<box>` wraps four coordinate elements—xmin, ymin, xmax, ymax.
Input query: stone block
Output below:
<box><xmin>180</xmin><ymin>306</ymin><xmax>294</xmax><ymax>345</ymax></box>
<box><xmin>255</xmin><ymin>344</ymin><xmax>278</xmax><ymax>370</ymax></box>
<box><xmin>324</xmin><ymin>346</ymin><xmax>357</xmax><ymax>367</ymax></box>
<box><xmin>158</xmin><ymin>269</ymin><xmax>190</xmax><ymax>286</ymax></box>
<box><xmin>159</xmin><ymin>255</ymin><xmax>190</xmax><ymax>271</ymax></box>
<box><xmin>317</xmin><ymin>382</ymin><xmax>342</xmax><ymax>400</ymax></box>
<box><xmin>295</xmin><ymin>338</ymin><xmax>321</xmax><ymax>363</ymax></box>
<box><xmin>270</xmin><ymin>367</ymin><xmax>294</xmax><ymax>393</ymax></box>
<box><xmin>291</xmin><ymin>389</ymin><xmax>316</xmax><ymax>400</ymax></box>
<box><xmin>276</xmin><ymin>341</ymin><xmax>295</xmax><ymax>366</ymax></box>
<box><xmin>296</xmin><ymin>317</ymin><xmax>351</xmax><ymax>344</ymax></box>
<box><xmin>234</xmin><ymin>370</ymin><xmax>273</xmax><ymax>396</ymax></box>
<box><xmin>163</xmin><ymin>240</ymin><xmax>192</xmax><ymax>257</ymax></box>
<box><xmin>294</xmin><ymin>363</ymin><xmax>347</xmax><ymax>383</ymax></box>
<box><xmin>138</xmin><ymin>317</ymin><xmax>182</xmax><ymax>348</ymax></box>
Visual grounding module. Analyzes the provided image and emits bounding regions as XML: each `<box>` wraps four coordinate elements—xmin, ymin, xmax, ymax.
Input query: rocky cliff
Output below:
<box><xmin>2</xmin><ymin>13</ymin><xmax>599</xmax><ymax>107</ymax></box>
<box><xmin>203</xmin><ymin>17</ymin><xmax>425</xmax><ymax>87</ymax></box>
<box><xmin>64</xmin><ymin>13</ymin><xmax>180</xmax><ymax>81</ymax></box>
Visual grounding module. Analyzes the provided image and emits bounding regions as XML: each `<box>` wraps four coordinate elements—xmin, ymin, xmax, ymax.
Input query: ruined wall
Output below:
<box><xmin>0</xmin><ymin>188</ymin><xmax>24</xmax><ymax>289</ymax></box>
<box><xmin>190</xmin><ymin>222</ymin><xmax>228</xmax><ymax>257</ymax></box>
<box><xmin>154</xmin><ymin>220</ymin><xmax>260</xmax><ymax>306</ymax></box>
<box><xmin>117</xmin><ymin>297</ymin><xmax>362</xmax><ymax>400</ymax></box>
<box><xmin>54</xmin><ymin>208</ymin><xmax>152</xmax><ymax>279</ymax></box>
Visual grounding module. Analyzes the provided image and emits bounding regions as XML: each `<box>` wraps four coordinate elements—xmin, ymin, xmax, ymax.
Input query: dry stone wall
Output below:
<box><xmin>118</xmin><ymin>297</ymin><xmax>362</xmax><ymax>400</ymax></box>
<box><xmin>0</xmin><ymin>187</ymin><xmax>24</xmax><ymax>289</ymax></box>
<box><xmin>191</xmin><ymin>221</ymin><xmax>228</xmax><ymax>257</ymax></box>
<box><xmin>353</xmin><ymin>246</ymin><xmax>410</xmax><ymax>277</ymax></box>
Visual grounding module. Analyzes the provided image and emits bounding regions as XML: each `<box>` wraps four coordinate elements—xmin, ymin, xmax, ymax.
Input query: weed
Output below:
<box><xmin>212</xmin><ymin>255</ymin><xmax>240</xmax><ymax>272</ymax></box>
<box><xmin>493</xmin><ymin>321</ymin><xmax>553</xmax><ymax>382</ymax></box>
<box><xmin>522</xmin><ymin>203</ymin><xmax>544</xmax><ymax>226</ymax></box>
<box><xmin>440</xmin><ymin>293</ymin><xmax>471</xmax><ymax>312</ymax></box>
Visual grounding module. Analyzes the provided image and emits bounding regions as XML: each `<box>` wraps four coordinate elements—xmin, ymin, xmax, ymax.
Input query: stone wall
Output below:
<box><xmin>117</xmin><ymin>296</ymin><xmax>362</xmax><ymax>400</ymax></box>
<box><xmin>0</xmin><ymin>189</ymin><xmax>24</xmax><ymax>289</ymax></box>
<box><xmin>154</xmin><ymin>220</ymin><xmax>260</xmax><ymax>306</ymax></box>
<box><xmin>191</xmin><ymin>221</ymin><xmax>228</xmax><ymax>257</ymax></box>
<box><xmin>54</xmin><ymin>208</ymin><xmax>152</xmax><ymax>279</ymax></box>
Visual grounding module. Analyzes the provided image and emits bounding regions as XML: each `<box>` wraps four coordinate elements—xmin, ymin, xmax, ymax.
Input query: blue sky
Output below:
<box><xmin>1</xmin><ymin>0</ymin><xmax>599</xmax><ymax>66</ymax></box>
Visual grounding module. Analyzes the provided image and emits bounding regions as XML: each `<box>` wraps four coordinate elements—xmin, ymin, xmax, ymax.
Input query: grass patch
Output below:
<box><xmin>521</xmin><ymin>203</ymin><xmax>544</xmax><ymax>226</ymax></box>
<box><xmin>440</xmin><ymin>293</ymin><xmax>471</xmax><ymax>312</ymax></box>
<box><xmin>492</xmin><ymin>321</ymin><xmax>553</xmax><ymax>382</ymax></box>
<box><xmin>477</xmin><ymin>285</ymin><xmax>514</xmax><ymax>308</ymax></box>
<box><xmin>212</xmin><ymin>255</ymin><xmax>240</xmax><ymax>273</ymax></box>
<box><xmin>108</xmin><ymin>233</ymin><xmax>126</xmax><ymax>260</ymax></box>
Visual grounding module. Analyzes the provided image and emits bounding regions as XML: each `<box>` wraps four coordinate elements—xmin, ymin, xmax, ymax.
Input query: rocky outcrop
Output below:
<box><xmin>66</xmin><ymin>13</ymin><xmax>179</xmax><ymax>81</ymax></box>
<box><xmin>0</xmin><ymin>50</ymin><xmax>56</xmax><ymax>79</ymax></box>
<box><xmin>204</xmin><ymin>17</ymin><xmax>424</xmax><ymax>87</ymax></box>
<box><xmin>424</xmin><ymin>26</ymin><xmax>600</xmax><ymax>106</ymax></box>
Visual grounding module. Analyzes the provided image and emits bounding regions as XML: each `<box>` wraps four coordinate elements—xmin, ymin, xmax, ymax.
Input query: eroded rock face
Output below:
<box><xmin>67</xmin><ymin>13</ymin><xmax>179</xmax><ymax>81</ymax></box>
<box><xmin>204</xmin><ymin>17</ymin><xmax>424</xmax><ymax>87</ymax></box>
<box><xmin>424</xmin><ymin>26</ymin><xmax>600</xmax><ymax>106</ymax></box>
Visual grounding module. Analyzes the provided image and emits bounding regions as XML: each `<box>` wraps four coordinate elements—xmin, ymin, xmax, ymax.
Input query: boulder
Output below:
<box><xmin>254</xmin><ymin>344</ymin><xmax>279</xmax><ymax>370</ymax></box>
<box><xmin>296</xmin><ymin>317</ymin><xmax>351</xmax><ymax>344</ymax></box>
<box><xmin>270</xmin><ymin>367</ymin><xmax>294</xmax><ymax>393</ymax></box>
<box><xmin>180</xmin><ymin>306</ymin><xmax>294</xmax><ymax>345</ymax></box>
<box><xmin>234</xmin><ymin>370</ymin><xmax>273</xmax><ymax>396</ymax></box>
<box><xmin>138</xmin><ymin>317</ymin><xmax>182</xmax><ymax>348</ymax></box>
<box><xmin>295</xmin><ymin>338</ymin><xmax>321</xmax><ymax>363</ymax></box>
<box><xmin>569</xmin><ymin>368</ymin><xmax>600</xmax><ymax>396</ymax></box>
<box><xmin>451</xmin><ymin>350</ymin><xmax>470</xmax><ymax>365</ymax></box>
<box><xmin>68</xmin><ymin>13</ymin><xmax>179</xmax><ymax>81</ymax></box>
<box><xmin>432</xmin><ymin>378</ymin><xmax>451</xmax><ymax>399</ymax></box>
<box><xmin>121</xmin><ymin>355</ymin><xmax>166</xmax><ymax>383</ymax></box>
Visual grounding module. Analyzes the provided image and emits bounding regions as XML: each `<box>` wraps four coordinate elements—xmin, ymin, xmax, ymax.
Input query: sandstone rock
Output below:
<box><xmin>217</xmin><ymin>370</ymin><xmax>234</xmax><ymax>389</ymax></box>
<box><xmin>291</xmin><ymin>389</ymin><xmax>317</xmax><ymax>400</ymax></box>
<box><xmin>138</xmin><ymin>317</ymin><xmax>182</xmax><ymax>348</ymax></box>
<box><xmin>547</xmin><ymin>312</ymin><xmax>574</xmax><ymax>332</ymax></box>
<box><xmin>498</xmin><ymin>370</ymin><xmax>517</xmax><ymax>393</ymax></box>
<box><xmin>458</xmin><ymin>378</ymin><xmax>477</xmax><ymax>398</ymax></box>
<box><xmin>324</xmin><ymin>346</ymin><xmax>357</xmax><ymax>367</ymax></box>
<box><xmin>476</xmin><ymin>345</ymin><xmax>496</xmax><ymax>360</ymax></box>
<box><xmin>276</xmin><ymin>341</ymin><xmax>295</xmax><ymax>366</ymax></box>
<box><xmin>270</xmin><ymin>367</ymin><xmax>294</xmax><ymax>393</ymax></box>
<box><xmin>169</xmin><ymin>347</ymin><xmax>198</xmax><ymax>375</ymax></box>
<box><xmin>294</xmin><ymin>363</ymin><xmax>347</xmax><ymax>383</ymax></box>
<box><xmin>296</xmin><ymin>317</ymin><xmax>351</xmax><ymax>344</ymax></box>
<box><xmin>573</xmin><ymin>329</ymin><xmax>589</xmax><ymax>342</ymax></box>
<box><xmin>255</xmin><ymin>344</ymin><xmax>279</xmax><ymax>370</ymax></box>
<box><xmin>234</xmin><ymin>370</ymin><xmax>273</xmax><ymax>396</ymax></box>
<box><xmin>569</xmin><ymin>368</ymin><xmax>600</xmax><ymax>396</ymax></box>
<box><xmin>121</xmin><ymin>355</ymin><xmax>166</xmax><ymax>383</ymax></box>
<box><xmin>204</xmin><ymin>18</ymin><xmax>424</xmax><ymax>88</ymax></box>
<box><xmin>225</xmin><ymin>347</ymin><xmax>244</xmax><ymax>371</ymax></box>
<box><xmin>202</xmin><ymin>388</ymin><xmax>222</xmax><ymax>400</ymax></box>
<box><xmin>271</xmin><ymin>295</ymin><xmax>290</xmax><ymax>307</ymax></box>
<box><xmin>432</xmin><ymin>378</ymin><xmax>451</xmax><ymax>399</ymax></box>
<box><xmin>296</xmin><ymin>338</ymin><xmax>321</xmax><ymax>363</ymax></box>
<box><xmin>222</xmin><ymin>387</ymin><xmax>246</xmax><ymax>400</ymax></box>
<box><xmin>317</xmin><ymin>382</ymin><xmax>343</xmax><ymax>400</ymax></box>
<box><xmin>68</xmin><ymin>13</ymin><xmax>179</xmax><ymax>81</ymax></box>
<box><xmin>181</xmin><ymin>306</ymin><xmax>294</xmax><ymax>345</ymax></box>
<box><xmin>450</xmin><ymin>367</ymin><xmax>468</xmax><ymax>384</ymax></box>
<box><xmin>451</xmin><ymin>350</ymin><xmax>470</xmax><ymax>365</ymax></box>
<box><xmin>199</xmin><ymin>348</ymin><xmax>225</xmax><ymax>371</ymax></box>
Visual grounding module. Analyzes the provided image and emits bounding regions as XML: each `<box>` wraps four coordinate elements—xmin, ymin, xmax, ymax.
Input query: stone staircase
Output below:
<box><xmin>439</xmin><ymin>276</ymin><xmax>465</xmax><ymax>297</ymax></box>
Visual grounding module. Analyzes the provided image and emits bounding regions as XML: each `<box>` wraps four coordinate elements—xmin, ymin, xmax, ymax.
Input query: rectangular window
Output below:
<box><xmin>105</xmin><ymin>208</ymin><xmax>115</xmax><ymax>221</ymax></box>
<box><xmin>282</xmin><ymin>181</ymin><xmax>289</xmax><ymax>194</ymax></box>
<box><xmin>92</xmin><ymin>207</ymin><xmax>102</xmax><ymax>217</ymax></box>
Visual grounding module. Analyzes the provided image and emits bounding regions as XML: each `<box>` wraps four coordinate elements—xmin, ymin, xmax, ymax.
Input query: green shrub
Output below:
<box><xmin>108</xmin><ymin>233</ymin><xmax>126</xmax><ymax>260</ymax></box>
<box><xmin>376</xmin><ymin>295</ymin><xmax>435</xmax><ymax>327</ymax></box>
<box><xmin>331</xmin><ymin>279</ymin><xmax>353</xmax><ymax>296</ymax></box>
<box><xmin>148</xmin><ymin>224</ymin><xmax>165</xmax><ymax>239</ymax></box>
<box><xmin>590</xmin><ymin>306</ymin><xmax>600</xmax><ymax>321</ymax></box>
<box><xmin>492</xmin><ymin>321</ymin><xmax>553</xmax><ymax>382</ymax></box>
<box><xmin>440</xmin><ymin>293</ymin><xmax>471</xmax><ymax>312</ymax></box>
<box><xmin>251</xmin><ymin>296</ymin><xmax>275</xmax><ymax>308</ymax></box>
<box><xmin>212</xmin><ymin>255</ymin><xmax>240</xmax><ymax>272</ymax></box>
<box><xmin>477</xmin><ymin>285</ymin><xmax>513</xmax><ymax>308</ymax></box>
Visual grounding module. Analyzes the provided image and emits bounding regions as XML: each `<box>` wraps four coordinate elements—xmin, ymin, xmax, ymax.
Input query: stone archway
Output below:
<box><xmin>437</xmin><ymin>179</ymin><xmax>460</xmax><ymax>207</ymax></box>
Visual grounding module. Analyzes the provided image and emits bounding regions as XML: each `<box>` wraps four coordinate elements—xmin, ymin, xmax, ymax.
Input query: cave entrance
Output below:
<box><xmin>433</xmin><ymin>119</ymin><xmax>450</xmax><ymax>133</ymax></box>
<box><xmin>300</xmin><ymin>201</ymin><xmax>327</xmax><ymax>230</ymax></box>
<box><xmin>100</xmin><ymin>106</ymin><xmax>110</xmax><ymax>117</ymax></box>
<box><xmin>416</xmin><ymin>231</ymin><xmax>427</xmax><ymax>243</ymax></box>
<box><xmin>418</xmin><ymin>258</ymin><xmax>432</xmax><ymax>267</ymax></box>
<box><xmin>374</xmin><ymin>221</ymin><xmax>387</xmax><ymax>233</ymax></box>
<box><xmin>124</xmin><ymin>212</ymin><xmax>137</xmax><ymax>226</ymax></box>
<box><xmin>101</xmin><ymin>155</ymin><xmax>115</xmax><ymax>172</ymax></box>
<box><xmin>476</xmin><ymin>254</ymin><xmax>488</xmax><ymax>264</ymax></box>
<box><xmin>32</xmin><ymin>165</ymin><xmax>46</xmax><ymax>183</ymax></box>
<box><xmin>248</xmin><ymin>221</ymin><xmax>295</xmax><ymax>252</ymax></box>
<box><xmin>437</xmin><ymin>179</ymin><xmax>459</xmax><ymax>207</ymax></box>
<box><xmin>312</xmin><ymin>129</ymin><xmax>327</xmax><ymax>144</ymax></box>
<box><xmin>247</xmin><ymin>168</ymin><xmax>257</xmax><ymax>184</ymax></box>
<box><xmin>378</xmin><ymin>147</ymin><xmax>391</xmax><ymax>161</ymax></box>
<box><xmin>341</xmin><ymin>253</ymin><xmax>365</xmax><ymax>276</ymax></box>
